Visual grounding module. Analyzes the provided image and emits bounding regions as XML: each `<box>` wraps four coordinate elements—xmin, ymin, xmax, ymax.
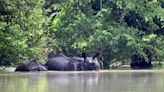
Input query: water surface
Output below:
<box><xmin>0</xmin><ymin>70</ymin><xmax>164</xmax><ymax>92</ymax></box>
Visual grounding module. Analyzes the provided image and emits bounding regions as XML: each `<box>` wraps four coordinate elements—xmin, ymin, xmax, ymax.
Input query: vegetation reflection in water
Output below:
<box><xmin>0</xmin><ymin>70</ymin><xmax>164</xmax><ymax>92</ymax></box>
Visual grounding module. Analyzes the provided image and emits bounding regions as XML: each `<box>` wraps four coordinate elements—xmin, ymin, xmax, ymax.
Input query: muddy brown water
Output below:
<box><xmin>0</xmin><ymin>70</ymin><xmax>164</xmax><ymax>92</ymax></box>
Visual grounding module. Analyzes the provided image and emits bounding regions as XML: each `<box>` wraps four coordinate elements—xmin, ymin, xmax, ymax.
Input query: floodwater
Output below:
<box><xmin>0</xmin><ymin>70</ymin><xmax>164</xmax><ymax>92</ymax></box>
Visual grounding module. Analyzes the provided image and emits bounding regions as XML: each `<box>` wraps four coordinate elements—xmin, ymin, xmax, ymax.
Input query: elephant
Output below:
<box><xmin>15</xmin><ymin>59</ymin><xmax>48</xmax><ymax>72</ymax></box>
<box><xmin>45</xmin><ymin>52</ymin><xmax>101</xmax><ymax>71</ymax></box>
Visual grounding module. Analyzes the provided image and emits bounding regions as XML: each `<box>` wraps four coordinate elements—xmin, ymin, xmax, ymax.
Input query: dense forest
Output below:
<box><xmin>0</xmin><ymin>0</ymin><xmax>163</xmax><ymax>69</ymax></box>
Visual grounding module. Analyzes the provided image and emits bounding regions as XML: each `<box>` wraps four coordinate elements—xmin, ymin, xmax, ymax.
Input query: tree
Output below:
<box><xmin>0</xmin><ymin>0</ymin><xmax>48</xmax><ymax>65</ymax></box>
<box><xmin>46</xmin><ymin>0</ymin><xmax>164</xmax><ymax>69</ymax></box>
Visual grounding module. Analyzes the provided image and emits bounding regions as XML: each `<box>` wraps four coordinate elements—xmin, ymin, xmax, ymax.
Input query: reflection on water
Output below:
<box><xmin>47</xmin><ymin>72</ymin><xmax>99</xmax><ymax>85</ymax></box>
<box><xmin>0</xmin><ymin>70</ymin><xmax>164</xmax><ymax>92</ymax></box>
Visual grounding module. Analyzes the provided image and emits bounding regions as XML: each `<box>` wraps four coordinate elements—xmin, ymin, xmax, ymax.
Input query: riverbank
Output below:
<box><xmin>0</xmin><ymin>66</ymin><xmax>16</xmax><ymax>72</ymax></box>
<box><xmin>0</xmin><ymin>65</ymin><xmax>163</xmax><ymax>73</ymax></box>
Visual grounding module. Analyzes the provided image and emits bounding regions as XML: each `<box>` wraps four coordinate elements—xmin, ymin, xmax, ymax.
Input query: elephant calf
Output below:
<box><xmin>15</xmin><ymin>59</ymin><xmax>47</xmax><ymax>72</ymax></box>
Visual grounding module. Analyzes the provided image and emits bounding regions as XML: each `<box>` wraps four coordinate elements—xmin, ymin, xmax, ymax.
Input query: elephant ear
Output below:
<box><xmin>93</xmin><ymin>52</ymin><xmax>101</xmax><ymax>60</ymax></box>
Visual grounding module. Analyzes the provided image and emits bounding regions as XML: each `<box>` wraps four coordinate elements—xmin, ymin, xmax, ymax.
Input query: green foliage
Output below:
<box><xmin>46</xmin><ymin>0</ymin><xmax>164</xmax><ymax>69</ymax></box>
<box><xmin>0</xmin><ymin>0</ymin><xmax>163</xmax><ymax>68</ymax></box>
<box><xmin>0</xmin><ymin>0</ymin><xmax>49</xmax><ymax>65</ymax></box>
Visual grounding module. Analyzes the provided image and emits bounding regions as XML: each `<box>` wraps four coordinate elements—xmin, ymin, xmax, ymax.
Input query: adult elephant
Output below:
<box><xmin>15</xmin><ymin>59</ymin><xmax>48</xmax><ymax>72</ymax></box>
<box><xmin>45</xmin><ymin>52</ymin><xmax>101</xmax><ymax>71</ymax></box>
